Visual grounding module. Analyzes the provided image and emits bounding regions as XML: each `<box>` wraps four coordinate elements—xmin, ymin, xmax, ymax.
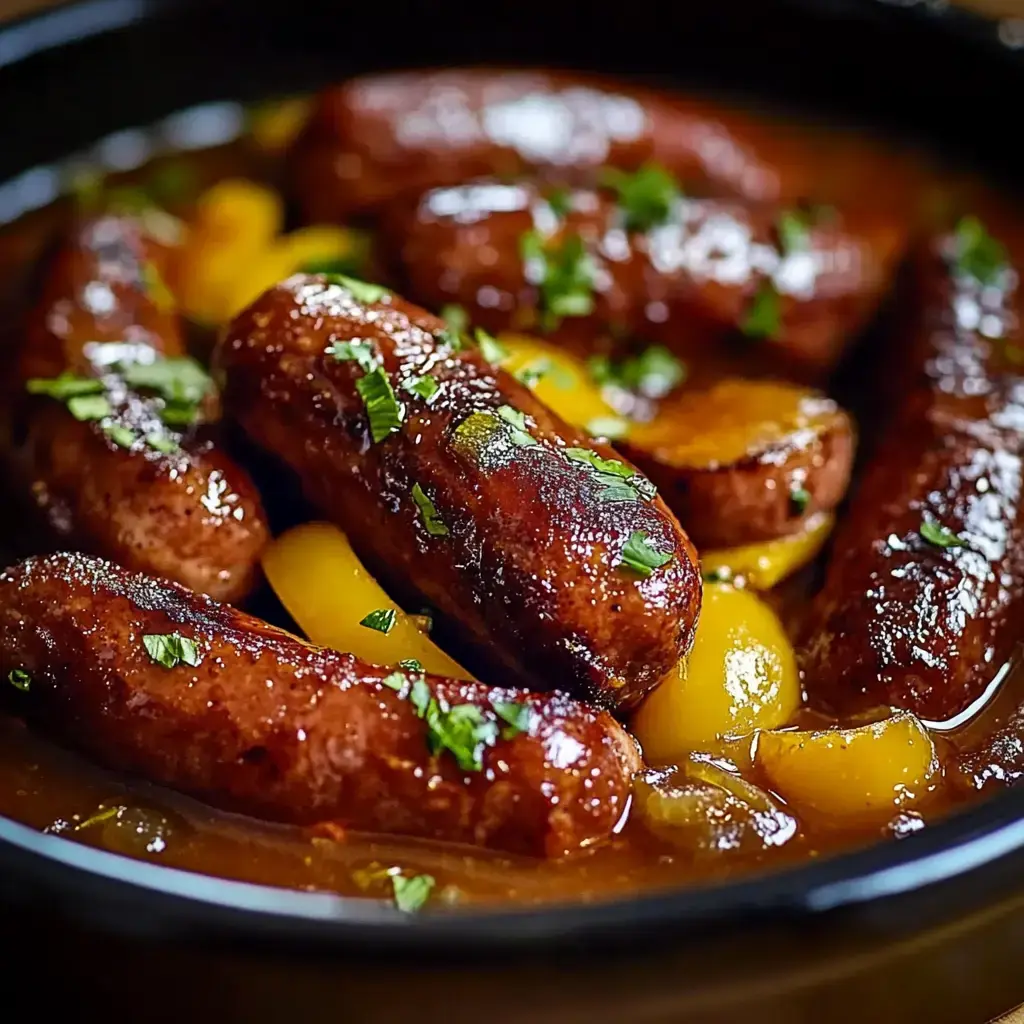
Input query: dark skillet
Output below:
<box><xmin>3</xmin><ymin>1</ymin><xmax>1024</xmax><ymax>1021</ymax></box>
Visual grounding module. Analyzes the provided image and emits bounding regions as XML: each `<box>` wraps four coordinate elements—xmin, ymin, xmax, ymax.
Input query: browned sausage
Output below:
<box><xmin>620</xmin><ymin>379</ymin><xmax>855</xmax><ymax>550</ymax></box>
<box><xmin>216</xmin><ymin>275</ymin><xmax>701</xmax><ymax>711</ymax></box>
<box><xmin>290</xmin><ymin>68</ymin><xmax>920</xmax><ymax>222</ymax></box>
<box><xmin>381</xmin><ymin>180</ymin><xmax>906</xmax><ymax>384</ymax></box>
<box><xmin>801</xmin><ymin>227</ymin><xmax>1024</xmax><ymax>723</ymax></box>
<box><xmin>0</xmin><ymin>552</ymin><xmax>641</xmax><ymax>858</ymax></box>
<box><xmin>5</xmin><ymin>215</ymin><xmax>269</xmax><ymax>603</ymax></box>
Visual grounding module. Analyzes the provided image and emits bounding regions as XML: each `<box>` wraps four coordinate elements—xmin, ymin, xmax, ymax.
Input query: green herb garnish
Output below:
<box><xmin>920</xmin><ymin>520</ymin><xmax>965</xmax><ymax>549</ymax></box>
<box><xmin>68</xmin><ymin>394</ymin><xmax>114</xmax><ymax>422</ymax></box>
<box><xmin>355</xmin><ymin>367</ymin><xmax>404</xmax><ymax>443</ymax></box>
<box><xmin>7</xmin><ymin>669</ymin><xmax>30</xmax><ymax>692</ymax></box>
<box><xmin>701</xmin><ymin>566</ymin><xmax>732</xmax><ymax>583</ymax></box>
<box><xmin>412</xmin><ymin>483</ymin><xmax>449</xmax><ymax>537</ymax></box>
<box><xmin>620</xmin><ymin>530</ymin><xmax>673</xmax><ymax>578</ymax></box>
<box><xmin>513</xmin><ymin>357</ymin><xmax>573</xmax><ymax>391</ymax></box>
<box><xmin>586</xmin><ymin>416</ymin><xmax>630</xmax><ymax>440</ymax></box>
<box><xmin>495</xmin><ymin>405</ymin><xmax>537</xmax><ymax>447</ymax></box>
<box><xmin>144</xmin><ymin>432</ymin><xmax>180</xmax><ymax>454</ymax></box>
<box><xmin>789</xmin><ymin>486</ymin><xmax>811</xmax><ymax>514</ymax></box>
<box><xmin>326</xmin><ymin>340</ymin><xmax>378</xmax><ymax>372</ymax></box>
<box><xmin>398</xmin><ymin>659</ymin><xmax>423</xmax><ymax>672</ymax></box>
<box><xmin>492</xmin><ymin>700</ymin><xmax>530</xmax><ymax>740</ymax></box>
<box><xmin>103</xmin><ymin>424</ymin><xmax>137</xmax><ymax>448</ymax></box>
<box><xmin>381</xmin><ymin>672</ymin><xmax>408</xmax><ymax>692</ymax></box>
<box><xmin>547</xmin><ymin>187</ymin><xmax>573</xmax><ymax>218</ymax></box>
<box><xmin>324</xmin><ymin>274</ymin><xmax>390</xmax><ymax>305</ymax></box>
<box><xmin>360</xmin><ymin>609</ymin><xmax>397</xmax><ymax>635</ymax></box>
<box><xmin>564</xmin><ymin>447</ymin><xmax>656</xmax><ymax>502</ymax></box>
<box><xmin>142</xmin><ymin>633</ymin><xmax>202</xmax><ymax>669</ymax></box>
<box><xmin>402</xmin><ymin>375</ymin><xmax>440</xmax><ymax>402</ymax></box>
<box><xmin>742</xmin><ymin>280</ymin><xmax>782</xmax><ymax>340</ymax></box>
<box><xmin>392</xmin><ymin>872</ymin><xmax>436</xmax><ymax>913</ymax></box>
<box><xmin>26</xmin><ymin>373</ymin><xmax>104</xmax><ymax>401</ymax></box>
<box><xmin>423</xmin><ymin>702</ymin><xmax>499</xmax><ymax>772</ymax></box>
<box><xmin>120</xmin><ymin>357</ymin><xmax>213</xmax><ymax>432</ymax></box>
<box><xmin>520</xmin><ymin>229</ymin><xmax>596</xmax><ymax>330</ymax></box>
<box><xmin>441</xmin><ymin>304</ymin><xmax>469</xmax><ymax>336</ymax></box>
<box><xmin>475</xmin><ymin>328</ymin><xmax>508</xmax><ymax>366</ymax></box>
<box><xmin>587</xmin><ymin>346</ymin><xmax>685</xmax><ymax>399</ymax></box>
<box><xmin>600</xmin><ymin>163</ymin><xmax>682</xmax><ymax>232</ymax></box>
<box><xmin>953</xmin><ymin>216</ymin><xmax>1008</xmax><ymax>287</ymax></box>
<box><xmin>777</xmin><ymin>209</ymin><xmax>812</xmax><ymax>255</ymax></box>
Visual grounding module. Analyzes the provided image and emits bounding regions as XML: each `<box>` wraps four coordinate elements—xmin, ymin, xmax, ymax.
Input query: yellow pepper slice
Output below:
<box><xmin>699</xmin><ymin>511</ymin><xmax>835</xmax><ymax>590</ymax></box>
<box><xmin>262</xmin><ymin>522</ymin><xmax>471</xmax><ymax>678</ymax></box>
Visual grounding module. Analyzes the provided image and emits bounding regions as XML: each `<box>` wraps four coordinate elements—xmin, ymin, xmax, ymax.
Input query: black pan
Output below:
<box><xmin>2</xmin><ymin>1</ymin><xmax>1024</xmax><ymax>1021</ymax></box>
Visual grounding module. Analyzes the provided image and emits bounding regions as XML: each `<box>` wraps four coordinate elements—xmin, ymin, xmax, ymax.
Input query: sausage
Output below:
<box><xmin>216</xmin><ymin>275</ymin><xmax>701</xmax><ymax>711</ymax></box>
<box><xmin>6</xmin><ymin>215</ymin><xmax>269</xmax><ymax>603</ymax></box>
<box><xmin>290</xmin><ymin>68</ymin><xmax>920</xmax><ymax>222</ymax></box>
<box><xmin>801</xmin><ymin>229</ymin><xmax>1024</xmax><ymax>723</ymax></box>
<box><xmin>952</xmin><ymin>699</ymin><xmax>1024</xmax><ymax>795</ymax></box>
<box><xmin>620</xmin><ymin>379</ymin><xmax>855</xmax><ymax>550</ymax></box>
<box><xmin>0</xmin><ymin>552</ymin><xmax>641</xmax><ymax>858</ymax></box>
<box><xmin>381</xmin><ymin>180</ymin><xmax>906</xmax><ymax>384</ymax></box>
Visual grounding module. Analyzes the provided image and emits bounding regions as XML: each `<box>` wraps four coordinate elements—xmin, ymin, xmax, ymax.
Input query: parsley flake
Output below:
<box><xmin>398</xmin><ymin>659</ymin><xmax>423</xmax><ymax>672</ymax></box>
<box><xmin>492</xmin><ymin>700</ymin><xmax>530</xmax><ymax>740</ymax></box>
<box><xmin>920</xmin><ymin>520</ymin><xmax>965</xmax><ymax>549</ymax></box>
<box><xmin>742</xmin><ymin>280</ymin><xmax>782</xmax><ymax>340</ymax></box>
<box><xmin>402</xmin><ymin>375</ymin><xmax>440</xmax><ymax>402</ymax></box>
<box><xmin>360</xmin><ymin>608</ymin><xmax>397</xmax><ymax>634</ymax></box>
<box><xmin>424</xmin><ymin>701</ymin><xmax>499</xmax><ymax>772</ymax></box>
<box><xmin>441</xmin><ymin>304</ymin><xmax>469</xmax><ymax>336</ymax></box>
<box><xmin>381</xmin><ymin>672</ymin><xmax>408</xmax><ymax>692</ymax></box>
<box><xmin>68</xmin><ymin>393</ymin><xmax>113</xmax><ymax>422</ymax></box>
<box><xmin>496</xmin><ymin>404</ymin><xmax>537</xmax><ymax>447</ymax></box>
<box><xmin>392</xmin><ymin>872</ymin><xmax>436</xmax><ymax>913</ymax></box>
<box><xmin>587</xmin><ymin>346</ymin><xmax>685</xmax><ymax>399</ymax></box>
<box><xmin>565</xmin><ymin>447</ymin><xmax>656</xmax><ymax>502</ymax></box>
<box><xmin>789</xmin><ymin>486</ymin><xmax>811</xmax><ymax>514</ymax></box>
<box><xmin>412</xmin><ymin>483</ymin><xmax>449</xmax><ymax>537</ymax></box>
<box><xmin>586</xmin><ymin>416</ymin><xmax>630</xmax><ymax>440</ymax></box>
<box><xmin>475</xmin><ymin>328</ymin><xmax>508</xmax><ymax>366</ymax></box>
<box><xmin>546</xmin><ymin>187</ymin><xmax>573</xmax><ymax>218</ymax></box>
<box><xmin>520</xmin><ymin>229</ymin><xmax>596</xmax><ymax>330</ymax></box>
<box><xmin>777</xmin><ymin>209</ymin><xmax>812</xmax><ymax>255</ymax></box>
<box><xmin>121</xmin><ymin>357</ymin><xmax>212</xmax><ymax>405</ymax></box>
<box><xmin>104</xmin><ymin>424</ymin><xmax>137</xmax><ymax>448</ymax></box>
<box><xmin>8</xmin><ymin>669</ymin><xmax>30</xmax><ymax>692</ymax></box>
<box><xmin>514</xmin><ymin>357</ymin><xmax>573</xmax><ymax>391</ymax></box>
<box><xmin>600</xmin><ymin>163</ymin><xmax>682</xmax><ymax>233</ymax></box>
<box><xmin>143</xmin><ymin>633</ymin><xmax>202</xmax><ymax>669</ymax></box>
<box><xmin>144</xmin><ymin>432</ymin><xmax>179</xmax><ymax>454</ymax></box>
<box><xmin>620</xmin><ymin>530</ymin><xmax>673</xmax><ymax>577</ymax></box>
<box><xmin>355</xmin><ymin>367</ymin><xmax>404</xmax><ymax>443</ymax></box>
<box><xmin>326</xmin><ymin>340</ymin><xmax>377</xmax><ymax>372</ymax></box>
<box><xmin>323</xmin><ymin>274</ymin><xmax>390</xmax><ymax>305</ymax></box>
<box><xmin>953</xmin><ymin>216</ymin><xmax>1008</xmax><ymax>287</ymax></box>
<box><xmin>26</xmin><ymin>373</ymin><xmax>104</xmax><ymax>401</ymax></box>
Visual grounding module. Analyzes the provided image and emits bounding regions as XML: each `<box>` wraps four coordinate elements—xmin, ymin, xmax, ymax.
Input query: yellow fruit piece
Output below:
<box><xmin>192</xmin><ymin>178</ymin><xmax>283</xmax><ymax>249</ymax></box>
<box><xmin>756</xmin><ymin>712</ymin><xmax>938</xmax><ymax>826</ymax></box>
<box><xmin>631</xmin><ymin>582</ymin><xmax>799</xmax><ymax>764</ymax></box>
<box><xmin>499</xmin><ymin>334</ymin><xmax>624</xmax><ymax>436</ymax></box>
<box><xmin>700</xmin><ymin>511</ymin><xmax>834</xmax><ymax>590</ymax></box>
<box><xmin>262</xmin><ymin>521</ymin><xmax>471</xmax><ymax>679</ymax></box>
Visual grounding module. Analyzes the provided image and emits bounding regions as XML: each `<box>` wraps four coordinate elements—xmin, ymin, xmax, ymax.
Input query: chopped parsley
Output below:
<box><xmin>475</xmin><ymin>328</ymin><xmax>508</xmax><ymax>366</ymax></box>
<box><xmin>492</xmin><ymin>700</ymin><xmax>530</xmax><ymax>740</ymax></box>
<box><xmin>68</xmin><ymin>393</ymin><xmax>113</xmax><ymax>422</ymax></box>
<box><xmin>520</xmin><ymin>229</ymin><xmax>596</xmax><ymax>330</ymax></box>
<box><xmin>620</xmin><ymin>530</ymin><xmax>673</xmax><ymax>578</ymax></box>
<box><xmin>398</xmin><ymin>659</ymin><xmax>423</xmax><ymax>672</ymax></box>
<box><xmin>360</xmin><ymin>609</ymin><xmax>397</xmax><ymax>634</ymax></box>
<box><xmin>495</xmin><ymin>405</ymin><xmax>536</xmax><ymax>447</ymax></box>
<box><xmin>514</xmin><ymin>357</ymin><xmax>573</xmax><ymax>391</ymax></box>
<box><xmin>701</xmin><ymin>565</ymin><xmax>733</xmax><ymax>583</ymax></box>
<box><xmin>587</xmin><ymin>346</ymin><xmax>685</xmax><ymax>399</ymax></box>
<box><xmin>7</xmin><ymin>669</ymin><xmax>30</xmax><ymax>692</ymax></box>
<box><xmin>424</xmin><ymin>701</ymin><xmax>499</xmax><ymax>772</ymax></box>
<box><xmin>789</xmin><ymin>486</ymin><xmax>811</xmax><ymax>514</ymax></box>
<box><xmin>402</xmin><ymin>375</ymin><xmax>440</xmax><ymax>402</ymax></box>
<box><xmin>121</xmin><ymin>356</ymin><xmax>213</xmax><ymax>431</ymax></box>
<box><xmin>600</xmin><ymin>163</ymin><xmax>682</xmax><ymax>233</ymax></box>
<box><xmin>742</xmin><ymin>280</ymin><xmax>782</xmax><ymax>340</ymax></box>
<box><xmin>326</xmin><ymin>340</ymin><xmax>378</xmax><ymax>372</ymax></box>
<box><xmin>104</xmin><ymin>424</ymin><xmax>137</xmax><ymax>448</ymax></box>
<box><xmin>565</xmin><ymin>447</ymin><xmax>656</xmax><ymax>502</ymax></box>
<box><xmin>776</xmin><ymin>209</ymin><xmax>812</xmax><ymax>255</ymax></box>
<box><xmin>143</xmin><ymin>633</ymin><xmax>202</xmax><ymax>669</ymax></box>
<box><xmin>392</xmin><ymin>872</ymin><xmax>436</xmax><ymax>913</ymax></box>
<box><xmin>381</xmin><ymin>671</ymin><xmax>407</xmax><ymax>692</ymax></box>
<box><xmin>26</xmin><ymin>373</ymin><xmax>104</xmax><ymax>401</ymax></box>
<box><xmin>586</xmin><ymin>416</ymin><xmax>630</xmax><ymax>440</ymax></box>
<box><xmin>547</xmin><ymin>187</ymin><xmax>573</xmax><ymax>218</ymax></box>
<box><xmin>323</xmin><ymin>274</ymin><xmax>390</xmax><ymax>305</ymax></box>
<box><xmin>953</xmin><ymin>216</ymin><xmax>1008</xmax><ymax>287</ymax></box>
<box><xmin>411</xmin><ymin>482</ymin><xmax>449</xmax><ymax>537</ymax></box>
<box><xmin>441</xmin><ymin>304</ymin><xmax>469</xmax><ymax>336</ymax></box>
<box><xmin>920</xmin><ymin>520</ymin><xmax>965</xmax><ymax>549</ymax></box>
<box><xmin>144</xmin><ymin>433</ymin><xmax>179</xmax><ymax>455</ymax></box>
<box><xmin>355</xmin><ymin>367</ymin><xmax>404</xmax><ymax>443</ymax></box>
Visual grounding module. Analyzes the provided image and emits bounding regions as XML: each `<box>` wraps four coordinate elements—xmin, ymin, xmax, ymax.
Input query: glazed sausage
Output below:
<box><xmin>217</xmin><ymin>275</ymin><xmax>701</xmax><ymax>711</ymax></box>
<box><xmin>620</xmin><ymin>379</ymin><xmax>855</xmax><ymax>550</ymax></box>
<box><xmin>801</xmin><ymin>230</ymin><xmax>1024</xmax><ymax>723</ymax></box>
<box><xmin>0</xmin><ymin>552</ymin><xmax>641</xmax><ymax>858</ymax></box>
<box><xmin>290</xmin><ymin>68</ymin><xmax>919</xmax><ymax>221</ymax></box>
<box><xmin>6</xmin><ymin>215</ymin><xmax>268</xmax><ymax>603</ymax></box>
<box><xmin>382</xmin><ymin>181</ymin><xmax>906</xmax><ymax>384</ymax></box>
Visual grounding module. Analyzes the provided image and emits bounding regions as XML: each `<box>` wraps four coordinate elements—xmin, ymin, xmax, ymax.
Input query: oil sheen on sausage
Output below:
<box><xmin>217</xmin><ymin>275</ymin><xmax>701</xmax><ymax>711</ymax></box>
<box><xmin>382</xmin><ymin>181</ymin><xmax>906</xmax><ymax>384</ymax></box>
<box><xmin>0</xmin><ymin>552</ymin><xmax>641</xmax><ymax>858</ymax></box>
<box><xmin>801</xmin><ymin>228</ymin><xmax>1024</xmax><ymax>723</ymax></box>
<box><xmin>6</xmin><ymin>214</ymin><xmax>268</xmax><ymax>602</ymax></box>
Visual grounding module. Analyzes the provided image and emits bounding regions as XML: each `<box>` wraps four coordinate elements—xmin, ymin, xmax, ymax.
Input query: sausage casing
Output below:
<box><xmin>217</xmin><ymin>275</ymin><xmax>701</xmax><ymax>710</ymax></box>
<box><xmin>0</xmin><ymin>552</ymin><xmax>641</xmax><ymax>858</ymax></box>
